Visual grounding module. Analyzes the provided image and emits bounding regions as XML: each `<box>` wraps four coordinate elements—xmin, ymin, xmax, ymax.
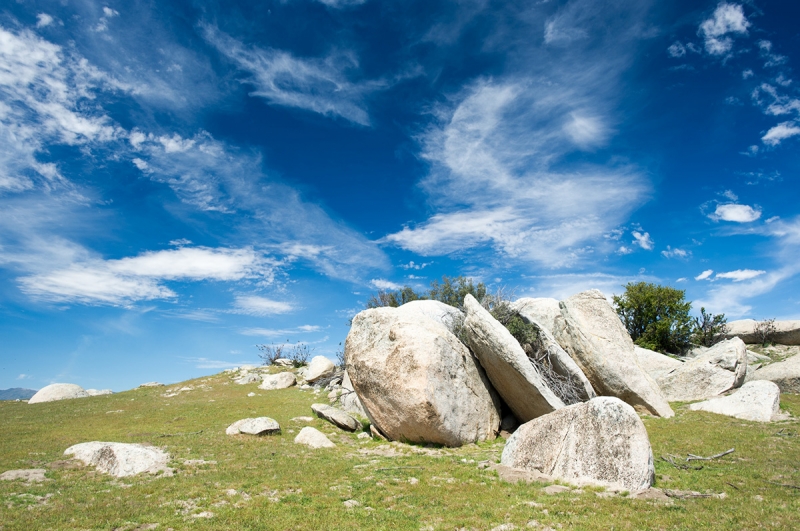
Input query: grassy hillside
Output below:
<box><xmin>1</xmin><ymin>368</ymin><xmax>798</xmax><ymax>530</ymax></box>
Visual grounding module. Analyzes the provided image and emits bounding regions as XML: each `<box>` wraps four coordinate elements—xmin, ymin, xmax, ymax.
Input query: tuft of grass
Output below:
<box><xmin>0</xmin><ymin>370</ymin><xmax>798</xmax><ymax>530</ymax></box>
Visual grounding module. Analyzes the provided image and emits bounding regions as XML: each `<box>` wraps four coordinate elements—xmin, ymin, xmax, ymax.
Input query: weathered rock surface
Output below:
<box><xmin>656</xmin><ymin>338</ymin><xmax>747</xmax><ymax>402</ymax></box>
<box><xmin>305</xmin><ymin>356</ymin><xmax>336</xmax><ymax>383</ymax></box>
<box><xmin>346</xmin><ymin>305</ymin><xmax>500</xmax><ymax>446</ymax></box>
<box><xmin>634</xmin><ymin>346</ymin><xmax>683</xmax><ymax>382</ymax></box>
<box><xmin>226</xmin><ymin>417</ymin><xmax>281</xmax><ymax>436</ymax></box>
<box><xmin>64</xmin><ymin>442</ymin><xmax>171</xmax><ymax>477</ymax></box>
<box><xmin>752</xmin><ymin>353</ymin><xmax>800</xmax><ymax>393</ymax></box>
<box><xmin>396</xmin><ymin>299</ymin><xmax>464</xmax><ymax>334</ymax></box>
<box><xmin>294</xmin><ymin>426</ymin><xmax>335</xmax><ymax>449</ymax></box>
<box><xmin>0</xmin><ymin>469</ymin><xmax>47</xmax><ymax>483</ymax></box>
<box><xmin>234</xmin><ymin>372</ymin><xmax>261</xmax><ymax>385</ymax></box>
<box><xmin>463</xmin><ymin>294</ymin><xmax>565</xmax><ymax>421</ymax></box>
<box><xmin>138</xmin><ymin>382</ymin><xmax>164</xmax><ymax>388</ymax></box>
<box><xmin>726</xmin><ymin>319</ymin><xmax>800</xmax><ymax>345</ymax></box>
<box><xmin>554</xmin><ymin>290</ymin><xmax>674</xmax><ymax>417</ymax></box>
<box><xmin>501</xmin><ymin>397</ymin><xmax>655</xmax><ymax>491</ymax></box>
<box><xmin>688</xmin><ymin>381</ymin><xmax>782</xmax><ymax>422</ymax></box>
<box><xmin>512</xmin><ymin>297</ymin><xmax>562</xmax><ymax>334</ymax></box>
<box><xmin>273</xmin><ymin>358</ymin><xmax>294</xmax><ymax>367</ymax></box>
<box><xmin>85</xmin><ymin>389</ymin><xmax>113</xmax><ymax>396</ymax></box>
<box><xmin>28</xmin><ymin>383</ymin><xmax>89</xmax><ymax>404</ymax></box>
<box><xmin>332</xmin><ymin>371</ymin><xmax>369</xmax><ymax>417</ymax></box>
<box><xmin>311</xmin><ymin>403</ymin><xmax>361</xmax><ymax>432</ymax></box>
<box><xmin>259</xmin><ymin>372</ymin><xmax>296</xmax><ymax>390</ymax></box>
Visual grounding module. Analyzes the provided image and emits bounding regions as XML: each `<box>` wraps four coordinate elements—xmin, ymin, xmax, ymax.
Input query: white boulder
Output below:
<box><xmin>634</xmin><ymin>346</ymin><xmax>683</xmax><ymax>382</ymax></box>
<box><xmin>273</xmin><ymin>358</ymin><xmax>294</xmax><ymax>367</ymax></box>
<box><xmin>726</xmin><ymin>319</ymin><xmax>800</xmax><ymax>346</ymax></box>
<box><xmin>234</xmin><ymin>372</ymin><xmax>261</xmax><ymax>385</ymax></box>
<box><xmin>305</xmin><ymin>356</ymin><xmax>336</xmax><ymax>383</ymax></box>
<box><xmin>294</xmin><ymin>426</ymin><xmax>335</xmax><ymax>449</ymax></box>
<box><xmin>511</xmin><ymin>297</ymin><xmax>562</xmax><ymax>334</ymax></box>
<box><xmin>226</xmin><ymin>417</ymin><xmax>281</xmax><ymax>436</ymax></box>
<box><xmin>64</xmin><ymin>442</ymin><xmax>171</xmax><ymax>477</ymax></box>
<box><xmin>688</xmin><ymin>381</ymin><xmax>782</xmax><ymax>422</ymax></box>
<box><xmin>657</xmin><ymin>338</ymin><xmax>747</xmax><ymax>402</ymax></box>
<box><xmin>501</xmin><ymin>397</ymin><xmax>655</xmax><ymax>491</ymax></box>
<box><xmin>752</xmin><ymin>353</ymin><xmax>800</xmax><ymax>393</ymax></box>
<box><xmin>85</xmin><ymin>389</ymin><xmax>113</xmax><ymax>396</ymax></box>
<box><xmin>259</xmin><ymin>372</ymin><xmax>296</xmax><ymax>390</ymax></box>
<box><xmin>554</xmin><ymin>290</ymin><xmax>674</xmax><ymax>417</ymax></box>
<box><xmin>334</xmin><ymin>371</ymin><xmax>369</xmax><ymax>417</ymax></box>
<box><xmin>463</xmin><ymin>294</ymin><xmax>565</xmax><ymax>422</ymax></box>
<box><xmin>397</xmin><ymin>299</ymin><xmax>464</xmax><ymax>334</ymax></box>
<box><xmin>311</xmin><ymin>403</ymin><xmax>361</xmax><ymax>432</ymax></box>
<box><xmin>346</xmin><ymin>305</ymin><xmax>500</xmax><ymax>446</ymax></box>
<box><xmin>28</xmin><ymin>383</ymin><xmax>89</xmax><ymax>404</ymax></box>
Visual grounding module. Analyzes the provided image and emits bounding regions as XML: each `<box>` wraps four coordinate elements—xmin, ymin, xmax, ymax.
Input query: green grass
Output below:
<box><xmin>1</xmin><ymin>370</ymin><xmax>798</xmax><ymax>530</ymax></box>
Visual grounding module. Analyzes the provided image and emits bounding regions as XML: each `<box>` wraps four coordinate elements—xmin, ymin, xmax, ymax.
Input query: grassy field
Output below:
<box><xmin>1</xmin><ymin>368</ymin><xmax>798</xmax><ymax>531</ymax></box>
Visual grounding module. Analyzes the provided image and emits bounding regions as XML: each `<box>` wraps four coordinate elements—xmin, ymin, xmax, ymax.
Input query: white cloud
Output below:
<box><xmin>201</xmin><ymin>24</ymin><xmax>386</xmax><ymax>126</ymax></box>
<box><xmin>762</xmin><ymin>122</ymin><xmax>800</xmax><ymax>146</ymax></box>
<box><xmin>232</xmin><ymin>295</ymin><xmax>294</xmax><ymax>316</ymax></box>
<box><xmin>661</xmin><ymin>246</ymin><xmax>689</xmax><ymax>259</ymax></box>
<box><xmin>695</xmin><ymin>269</ymin><xmax>714</xmax><ymax>281</ymax></box>
<box><xmin>36</xmin><ymin>14</ymin><xmax>54</xmax><ymax>28</ymax></box>
<box><xmin>563</xmin><ymin>113</ymin><xmax>608</xmax><ymax>148</ymax></box>
<box><xmin>370</xmin><ymin>278</ymin><xmax>402</xmax><ymax>291</ymax></box>
<box><xmin>617</xmin><ymin>245</ymin><xmax>633</xmax><ymax>255</ymax></box>
<box><xmin>239</xmin><ymin>325</ymin><xmax>321</xmax><ymax>337</ymax></box>
<box><xmin>698</xmin><ymin>3</ymin><xmax>750</xmax><ymax>56</ymax></box>
<box><xmin>742</xmin><ymin>69</ymin><xmax>753</xmax><ymax>79</ymax></box>
<box><xmin>710</xmin><ymin>203</ymin><xmax>761</xmax><ymax>223</ymax></box>
<box><xmin>716</xmin><ymin>269</ymin><xmax>766</xmax><ymax>282</ymax></box>
<box><xmin>17</xmin><ymin>247</ymin><xmax>276</xmax><ymax>306</ymax></box>
<box><xmin>400</xmin><ymin>261</ymin><xmax>431</xmax><ymax>270</ymax></box>
<box><xmin>632</xmin><ymin>231</ymin><xmax>654</xmax><ymax>250</ymax></box>
<box><xmin>668</xmin><ymin>42</ymin><xmax>686</xmax><ymax>58</ymax></box>
<box><xmin>519</xmin><ymin>272</ymin><xmax>660</xmax><ymax>302</ymax></box>
<box><xmin>316</xmin><ymin>0</ymin><xmax>368</xmax><ymax>7</ymax></box>
<box><xmin>17</xmin><ymin>373</ymin><xmax>31</xmax><ymax>380</ymax></box>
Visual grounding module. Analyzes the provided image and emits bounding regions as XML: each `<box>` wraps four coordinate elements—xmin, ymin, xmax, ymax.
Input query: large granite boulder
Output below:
<box><xmin>346</xmin><ymin>306</ymin><xmax>500</xmax><ymax>446</ymax></box>
<box><xmin>688</xmin><ymin>381</ymin><xmax>782</xmax><ymax>422</ymax></box>
<box><xmin>463</xmin><ymin>295</ymin><xmax>565</xmax><ymax>421</ymax></box>
<box><xmin>305</xmin><ymin>356</ymin><xmax>336</xmax><ymax>383</ymax></box>
<box><xmin>726</xmin><ymin>319</ymin><xmax>800</xmax><ymax>345</ymax></box>
<box><xmin>311</xmin><ymin>403</ymin><xmax>361</xmax><ymax>432</ymax></box>
<box><xmin>634</xmin><ymin>346</ymin><xmax>683</xmax><ymax>382</ymax></box>
<box><xmin>553</xmin><ymin>290</ymin><xmax>673</xmax><ymax>417</ymax></box>
<box><xmin>259</xmin><ymin>372</ymin><xmax>296</xmax><ymax>390</ymax></box>
<box><xmin>28</xmin><ymin>384</ymin><xmax>89</xmax><ymax>404</ymax></box>
<box><xmin>225</xmin><ymin>417</ymin><xmax>281</xmax><ymax>436</ymax></box>
<box><xmin>656</xmin><ymin>338</ymin><xmax>747</xmax><ymax>402</ymax></box>
<box><xmin>64</xmin><ymin>442</ymin><xmax>171</xmax><ymax>477</ymax></box>
<box><xmin>501</xmin><ymin>397</ymin><xmax>655</xmax><ymax>491</ymax></box>
<box><xmin>752</xmin><ymin>353</ymin><xmax>800</xmax><ymax>393</ymax></box>
<box><xmin>397</xmin><ymin>300</ymin><xmax>464</xmax><ymax>334</ymax></box>
<box><xmin>511</xmin><ymin>297</ymin><xmax>562</xmax><ymax>334</ymax></box>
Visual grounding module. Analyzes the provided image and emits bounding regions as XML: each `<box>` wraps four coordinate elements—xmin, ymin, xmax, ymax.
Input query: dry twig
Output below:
<box><xmin>686</xmin><ymin>448</ymin><xmax>734</xmax><ymax>462</ymax></box>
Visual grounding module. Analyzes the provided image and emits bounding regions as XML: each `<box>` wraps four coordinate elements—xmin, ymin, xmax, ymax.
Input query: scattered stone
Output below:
<box><xmin>138</xmin><ymin>382</ymin><xmax>164</xmax><ymax>388</ymax></box>
<box><xmin>273</xmin><ymin>358</ymin><xmax>294</xmax><ymax>367</ymax></box>
<box><xmin>501</xmin><ymin>397</ymin><xmax>655</xmax><ymax>492</ymax></box>
<box><xmin>343</xmin><ymin>499</ymin><xmax>361</xmax><ymax>508</ymax></box>
<box><xmin>554</xmin><ymin>290</ymin><xmax>674</xmax><ymax>418</ymax></box>
<box><xmin>463</xmin><ymin>294</ymin><xmax>563</xmax><ymax>422</ymax></box>
<box><xmin>226</xmin><ymin>417</ymin><xmax>281</xmax><ymax>436</ymax></box>
<box><xmin>346</xmin><ymin>305</ymin><xmax>500</xmax><ymax>446</ymax></box>
<box><xmin>357</xmin><ymin>432</ymin><xmax>370</xmax><ymax>439</ymax></box>
<box><xmin>688</xmin><ymin>381</ymin><xmax>782</xmax><ymax>422</ymax></box>
<box><xmin>752</xmin><ymin>353</ymin><xmax>800</xmax><ymax>393</ymax></box>
<box><xmin>0</xmin><ymin>469</ymin><xmax>47</xmax><ymax>483</ymax></box>
<box><xmin>191</xmin><ymin>511</ymin><xmax>214</xmax><ymax>519</ymax></box>
<box><xmin>311</xmin><ymin>403</ymin><xmax>361</xmax><ymax>432</ymax></box>
<box><xmin>235</xmin><ymin>373</ymin><xmax>261</xmax><ymax>385</ymax></box>
<box><xmin>294</xmin><ymin>426</ymin><xmax>336</xmax><ymax>449</ymax></box>
<box><xmin>28</xmin><ymin>383</ymin><xmax>89</xmax><ymax>404</ymax></box>
<box><xmin>631</xmin><ymin>488</ymin><xmax>671</xmax><ymax>502</ymax></box>
<box><xmin>85</xmin><ymin>389</ymin><xmax>113</xmax><ymax>396</ymax></box>
<box><xmin>64</xmin><ymin>442</ymin><xmax>172</xmax><ymax>477</ymax></box>
<box><xmin>247</xmin><ymin>392</ymin><xmax>256</xmax><ymax>397</ymax></box>
<box><xmin>542</xmin><ymin>485</ymin><xmax>571</xmax><ymax>495</ymax></box>
<box><xmin>305</xmin><ymin>356</ymin><xmax>336</xmax><ymax>383</ymax></box>
<box><xmin>490</xmin><ymin>524</ymin><xmax>516</xmax><ymax>531</ymax></box>
<box><xmin>291</xmin><ymin>416</ymin><xmax>314</xmax><ymax>423</ymax></box>
<box><xmin>259</xmin><ymin>372</ymin><xmax>296</xmax><ymax>390</ymax></box>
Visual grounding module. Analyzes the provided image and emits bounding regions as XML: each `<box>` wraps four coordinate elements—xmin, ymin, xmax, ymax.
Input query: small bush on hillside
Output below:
<box><xmin>256</xmin><ymin>343</ymin><xmax>285</xmax><ymax>365</ymax></box>
<box><xmin>692</xmin><ymin>307</ymin><xmax>729</xmax><ymax>347</ymax></box>
<box><xmin>288</xmin><ymin>343</ymin><xmax>313</xmax><ymax>367</ymax></box>
<box><xmin>613</xmin><ymin>282</ymin><xmax>694</xmax><ymax>354</ymax></box>
<box><xmin>256</xmin><ymin>342</ymin><xmax>312</xmax><ymax>367</ymax></box>
<box><xmin>755</xmin><ymin>318</ymin><xmax>778</xmax><ymax>346</ymax></box>
<box><xmin>364</xmin><ymin>275</ymin><xmax>488</xmax><ymax>310</ymax></box>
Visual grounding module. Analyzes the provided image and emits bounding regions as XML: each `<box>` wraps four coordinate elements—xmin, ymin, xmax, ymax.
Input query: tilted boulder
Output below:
<box><xmin>463</xmin><ymin>295</ymin><xmax>565</xmax><ymax>421</ymax></box>
<box><xmin>294</xmin><ymin>427</ymin><xmax>335</xmax><ymax>449</ymax></box>
<box><xmin>634</xmin><ymin>346</ymin><xmax>683</xmax><ymax>382</ymax></box>
<box><xmin>305</xmin><ymin>356</ymin><xmax>336</xmax><ymax>383</ymax></box>
<box><xmin>64</xmin><ymin>442</ymin><xmax>171</xmax><ymax>477</ymax></box>
<box><xmin>226</xmin><ymin>417</ymin><xmax>281</xmax><ymax>436</ymax></box>
<box><xmin>657</xmin><ymin>338</ymin><xmax>747</xmax><ymax>402</ymax></box>
<box><xmin>726</xmin><ymin>319</ymin><xmax>800</xmax><ymax>346</ymax></box>
<box><xmin>397</xmin><ymin>299</ymin><xmax>464</xmax><ymax>334</ymax></box>
<box><xmin>346</xmin><ymin>306</ymin><xmax>500</xmax><ymax>446</ymax></box>
<box><xmin>259</xmin><ymin>372</ymin><xmax>296</xmax><ymax>390</ymax></box>
<box><xmin>311</xmin><ymin>403</ymin><xmax>361</xmax><ymax>432</ymax></box>
<box><xmin>688</xmin><ymin>381</ymin><xmax>781</xmax><ymax>422</ymax></box>
<box><xmin>554</xmin><ymin>290</ymin><xmax>673</xmax><ymax>417</ymax></box>
<box><xmin>501</xmin><ymin>397</ymin><xmax>655</xmax><ymax>491</ymax></box>
<box><xmin>752</xmin><ymin>353</ymin><xmax>800</xmax><ymax>393</ymax></box>
<box><xmin>511</xmin><ymin>297</ymin><xmax>562</xmax><ymax>335</ymax></box>
<box><xmin>28</xmin><ymin>383</ymin><xmax>89</xmax><ymax>404</ymax></box>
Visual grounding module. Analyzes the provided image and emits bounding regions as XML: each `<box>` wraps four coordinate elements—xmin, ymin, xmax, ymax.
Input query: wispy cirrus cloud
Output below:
<box><xmin>231</xmin><ymin>295</ymin><xmax>294</xmax><ymax>316</ymax></box>
<box><xmin>201</xmin><ymin>24</ymin><xmax>386</xmax><ymax>126</ymax></box>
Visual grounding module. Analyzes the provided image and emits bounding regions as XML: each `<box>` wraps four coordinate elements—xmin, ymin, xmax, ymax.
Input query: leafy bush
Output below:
<box><xmin>613</xmin><ymin>282</ymin><xmax>694</xmax><ymax>354</ymax></box>
<box><xmin>364</xmin><ymin>275</ymin><xmax>487</xmax><ymax>310</ymax></box>
<box><xmin>692</xmin><ymin>307</ymin><xmax>729</xmax><ymax>347</ymax></box>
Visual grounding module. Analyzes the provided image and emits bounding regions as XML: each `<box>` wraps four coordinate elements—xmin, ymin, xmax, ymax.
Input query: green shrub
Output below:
<box><xmin>692</xmin><ymin>307</ymin><xmax>729</xmax><ymax>347</ymax></box>
<box><xmin>613</xmin><ymin>282</ymin><xmax>694</xmax><ymax>354</ymax></box>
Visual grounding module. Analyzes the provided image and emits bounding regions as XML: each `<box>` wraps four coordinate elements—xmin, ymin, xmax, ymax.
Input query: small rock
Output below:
<box><xmin>0</xmin><ymin>469</ymin><xmax>47</xmax><ymax>483</ymax></box>
<box><xmin>343</xmin><ymin>499</ymin><xmax>361</xmax><ymax>508</ymax></box>
<box><xmin>311</xmin><ymin>403</ymin><xmax>361</xmax><ymax>432</ymax></box>
<box><xmin>491</xmin><ymin>525</ymin><xmax>516</xmax><ymax>531</ymax></box>
<box><xmin>294</xmin><ymin>426</ymin><xmax>336</xmax><ymax>449</ymax></box>
<box><xmin>409</xmin><ymin>477</ymin><xmax>419</xmax><ymax>484</ymax></box>
<box><xmin>305</xmin><ymin>356</ymin><xmax>336</xmax><ymax>383</ymax></box>
<box><xmin>273</xmin><ymin>358</ymin><xmax>294</xmax><ymax>367</ymax></box>
<box><xmin>247</xmin><ymin>392</ymin><xmax>256</xmax><ymax>397</ymax></box>
<box><xmin>259</xmin><ymin>372</ymin><xmax>297</xmax><ymax>390</ymax></box>
<box><xmin>64</xmin><ymin>442</ymin><xmax>171</xmax><ymax>477</ymax></box>
<box><xmin>226</xmin><ymin>417</ymin><xmax>281</xmax><ymax>436</ymax></box>
<box><xmin>236</xmin><ymin>373</ymin><xmax>261</xmax><ymax>385</ymax></box>
<box><xmin>138</xmin><ymin>382</ymin><xmax>164</xmax><ymax>388</ymax></box>
<box><xmin>191</xmin><ymin>511</ymin><xmax>214</xmax><ymax>519</ymax></box>
<box><xmin>357</xmin><ymin>432</ymin><xmax>370</xmax><ymax>439</ymax></box>
<box><xmin>542</xmin><ymin>485</ymin><xmax>571</xmax><ymax>495</ymax></box>
<box><xmin>291</xmin><ymin>416</ymin><xmax>314</xmax><ymax>422</ymax></box>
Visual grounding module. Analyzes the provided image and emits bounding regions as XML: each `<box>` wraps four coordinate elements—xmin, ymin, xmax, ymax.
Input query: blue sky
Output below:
<box><xmin>1</xmin><ymin>0</ymin><xmax>799</xmax><ymax>391</ymax></box>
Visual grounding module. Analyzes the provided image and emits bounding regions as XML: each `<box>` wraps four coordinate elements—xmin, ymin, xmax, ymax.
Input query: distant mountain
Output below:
<box><xmin>0</xmin><ymin>388</ymin><xmax>37</xmax><ymax>400</ymax></box>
